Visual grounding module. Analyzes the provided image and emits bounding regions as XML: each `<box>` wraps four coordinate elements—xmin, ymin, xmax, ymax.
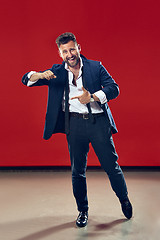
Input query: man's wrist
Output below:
<box><xmin>90</xmin><ymin>93</ymin><xmax>100</xmax><ymax>102</ymax></box>
<box><xmin>27</xmin><ymin>71</ymin><xmax>37</xmax><ymax>79</ymax></box>
<box><xmin>30</xmin><ymin>72</ymin><xmax>43</xmax><ymax>82</ymax></box>
<box><xmin>94</xmin><ymin>90</ymin><xmax>107</xmax><ymax>104</ymax></box>
<box><xmin>90</xmin><ymin>94</ymin><xmax>95</xmax><ymax>102</ymax></box>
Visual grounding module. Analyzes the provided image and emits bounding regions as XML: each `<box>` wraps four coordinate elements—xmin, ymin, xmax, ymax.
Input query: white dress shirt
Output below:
<box><xmin>27</xmin><ymin>57</ymin><xmax>107</xmax><ymax>114</ymax></box>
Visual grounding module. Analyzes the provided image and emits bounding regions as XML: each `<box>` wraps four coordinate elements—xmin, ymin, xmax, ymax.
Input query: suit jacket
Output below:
<box><xmin>22</xmin><ymin>55</ymin><xmax>119</xmax><ymax>140</ymax></box>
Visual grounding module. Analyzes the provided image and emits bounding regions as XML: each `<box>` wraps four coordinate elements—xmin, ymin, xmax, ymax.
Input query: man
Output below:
<box><xmin>22</xmin><ymin>32</ymin><xmax>133</xmax><ymax>228</ymax></box>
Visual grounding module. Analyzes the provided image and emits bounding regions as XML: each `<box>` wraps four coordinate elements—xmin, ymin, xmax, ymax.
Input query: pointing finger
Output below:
<box><xmin>71</xmin><ymin>95</ymin><xmax>81</xmax><ymax>100</ymax></box>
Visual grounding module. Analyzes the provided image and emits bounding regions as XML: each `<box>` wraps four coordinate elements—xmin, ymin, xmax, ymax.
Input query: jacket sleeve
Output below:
<box><xmin>99</xmin><ymin>62</ymin><xmax>119</xmax><ymax>101</ymax></box>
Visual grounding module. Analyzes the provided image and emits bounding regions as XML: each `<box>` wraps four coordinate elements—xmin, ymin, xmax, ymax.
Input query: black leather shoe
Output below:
<box><xmin>76</xmin><ymin>211</ymin><xmax>88</xmax><ymax>228</ymax></box>
<box><xmin>121</xmin><ymin>198</ymin><xmax>133</xmax><ymax>219</ymax></box>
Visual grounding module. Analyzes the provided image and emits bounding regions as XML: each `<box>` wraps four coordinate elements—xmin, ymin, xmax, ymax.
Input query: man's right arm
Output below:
<box><xmin>30</xmin><ymin>70</ymin><xmax>56</xmax><ymax>82</ymax></box>
<box><xmin>22</xmin><ymin>70</ymin><xmax>56</xmax><ymax>86</ymax></box>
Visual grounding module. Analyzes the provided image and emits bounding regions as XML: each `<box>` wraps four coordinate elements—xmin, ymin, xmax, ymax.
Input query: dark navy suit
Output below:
<box><xmin>22</xmin><ymin>55</ymin><xmax>128</xmax><ymax>212</ymax></box>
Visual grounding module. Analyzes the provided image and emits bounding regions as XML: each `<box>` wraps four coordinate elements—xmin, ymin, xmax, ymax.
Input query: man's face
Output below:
<box><xmin>59</xmin><ymin>41</ymin><xmax>81</xmax><ymax>68</ymax></box>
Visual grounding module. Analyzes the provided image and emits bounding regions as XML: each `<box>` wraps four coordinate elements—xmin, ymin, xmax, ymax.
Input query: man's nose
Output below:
<box><xmin>67</xmin><ymin>51</ymin><xmax>73</xmax><ymax>58</ymax></box>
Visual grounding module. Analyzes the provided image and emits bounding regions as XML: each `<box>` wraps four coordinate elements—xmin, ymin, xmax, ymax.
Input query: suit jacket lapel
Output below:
<box><xmin>82</xmin><ymin>58</ymin><xmax>95</xmax><ymax>93</ymax></box>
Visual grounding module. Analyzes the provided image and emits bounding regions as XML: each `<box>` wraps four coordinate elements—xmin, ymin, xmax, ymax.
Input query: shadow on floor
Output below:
<box><xmin>17</xmin><ymin>220</ymin><xmax>75</xmax><ymax>240</ymax></box>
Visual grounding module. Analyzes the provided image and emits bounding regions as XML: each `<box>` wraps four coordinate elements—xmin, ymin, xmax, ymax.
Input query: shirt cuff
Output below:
<box><xmin>27</xmin><ymin>71</ymin><xmax>37</xmax><ymax>86</ymax></box>
<box><xmin>94</xmin><ymin>90</ymin><xmax>108</xmax><ymax>104</ymax></box>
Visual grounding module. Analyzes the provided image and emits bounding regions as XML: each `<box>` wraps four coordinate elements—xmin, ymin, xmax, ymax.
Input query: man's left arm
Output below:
<box><xmin>98</xmin><ymin>62</ymin><xmax>119</xmax><ymax>102</ymax></box>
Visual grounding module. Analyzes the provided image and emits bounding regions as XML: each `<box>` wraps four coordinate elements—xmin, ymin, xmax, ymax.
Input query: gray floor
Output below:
<box><xmin>0</xmin><ymin>170</ymin><xmax>160</xmax><ymax>240</ymax></box>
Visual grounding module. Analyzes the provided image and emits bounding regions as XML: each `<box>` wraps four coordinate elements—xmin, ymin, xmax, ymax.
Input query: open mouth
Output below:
<box><xmin>68</xmin><ymin>56</ymin><xmax>76</xmax><ymax>62</ymax></box>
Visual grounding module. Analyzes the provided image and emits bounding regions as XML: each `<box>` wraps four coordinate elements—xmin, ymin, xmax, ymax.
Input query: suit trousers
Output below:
<box><xmin>67</xmin><ymin>113</ymin><xmax>128</xmax><ymax>212</ymax></box>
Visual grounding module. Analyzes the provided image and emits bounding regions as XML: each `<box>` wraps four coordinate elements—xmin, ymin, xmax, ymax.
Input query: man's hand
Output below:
<box><xmin>40</xmin><ymin>70</ymin><xmax>57</xmax><ymax>80</ymax></box>
<box><xmin>71</xmin><ymin>86</ymin><xmax>91</xmax><ymax>104</ymax></box>
<box><xmin>30</xmin><ymin>70</ymin><xmax>56</xmax><ymax>82</ymax></box>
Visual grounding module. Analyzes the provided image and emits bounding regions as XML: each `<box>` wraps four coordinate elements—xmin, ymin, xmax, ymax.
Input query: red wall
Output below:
<box><xmin>0</xmin><ymin>0</ymin><xmax>160</xmax><ymax>166</ymax></box>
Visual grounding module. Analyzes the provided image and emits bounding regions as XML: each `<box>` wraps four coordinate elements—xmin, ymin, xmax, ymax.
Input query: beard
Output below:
<box><xmin>65</xmin><ymin>54</ymin><xmax>80</xmax><ymax>68</ymax></box>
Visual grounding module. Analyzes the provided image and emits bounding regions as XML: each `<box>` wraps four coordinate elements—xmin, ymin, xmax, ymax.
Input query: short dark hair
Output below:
<box><xmin>56</xmin><ymin>32</ymin><xmax>77</xmax><ymax>48</ymax></box>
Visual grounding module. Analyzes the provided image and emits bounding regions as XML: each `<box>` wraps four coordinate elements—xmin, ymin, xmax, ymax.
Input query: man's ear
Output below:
<box><xmin>78</xmin><ymin>44</ymin><xmax>81</xmax><ymax>52</ymax></box>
